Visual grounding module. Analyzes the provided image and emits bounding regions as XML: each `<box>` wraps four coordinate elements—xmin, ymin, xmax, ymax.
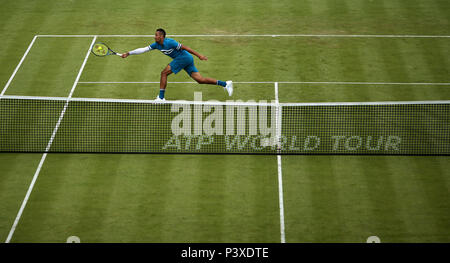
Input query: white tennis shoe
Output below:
<box><xmin>155</xmin><ymin>96</ymin><xmax>166</xmax><ymax>102</ymax></box>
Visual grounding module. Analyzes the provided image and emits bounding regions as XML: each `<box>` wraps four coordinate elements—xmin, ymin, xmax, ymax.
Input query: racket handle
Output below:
<box><xmin>116</xmin><ymin>53</ymin><xmax>123</xmax><ymax>56</ymax></box>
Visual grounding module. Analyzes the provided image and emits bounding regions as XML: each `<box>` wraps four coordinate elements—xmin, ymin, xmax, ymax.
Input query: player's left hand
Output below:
<box><xmin>199</xmin><ymin>55</ymin><xmax>208</xmax><ymax>61</ymax></box>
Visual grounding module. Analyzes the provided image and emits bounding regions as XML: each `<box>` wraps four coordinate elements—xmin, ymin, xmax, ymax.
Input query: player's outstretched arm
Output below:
<box><xmin>181</xmin><ymin>45</ymin><xmax>208</xmax><ymax>60</ymax></box>
<box><xmin>122</xmin><ymin>46</ymin><xmax>151</xmax><ymax>58</ymax></box>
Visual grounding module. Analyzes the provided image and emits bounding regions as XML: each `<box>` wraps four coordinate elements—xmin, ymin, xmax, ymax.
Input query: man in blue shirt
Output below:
<box><xmin>122</xmin><ymin>28</ymin><xmax>233</xmax><ymax>101</ymax></box>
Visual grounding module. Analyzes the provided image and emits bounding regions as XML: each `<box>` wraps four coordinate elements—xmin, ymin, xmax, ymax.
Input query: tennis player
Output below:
<box><xmin>121</xmin><ymin>28</ymin><xmax>233</xmax><ymax>101</ymax></box>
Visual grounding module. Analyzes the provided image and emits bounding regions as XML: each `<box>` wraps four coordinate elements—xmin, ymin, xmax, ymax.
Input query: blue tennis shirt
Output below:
<box><xmin>149</xmin><ymin>38</ymin><xmax>191</xmax><ymax>59</ymax></box>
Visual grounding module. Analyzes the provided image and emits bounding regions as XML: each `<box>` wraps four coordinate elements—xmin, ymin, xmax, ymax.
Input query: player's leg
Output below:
<box><xmin>189</xmin><ymin>71</ymin><xmax>233</xmax><ymax>96</ymax></box>
<box><xmin>159</xmin><ymin>65</ymin><xmax>172</xmax><ymax>99</ymax></box>
<box><xmin>190</xmin><ymin>72</ymin><xmax>218</xmax><ymax>85</ymax></box>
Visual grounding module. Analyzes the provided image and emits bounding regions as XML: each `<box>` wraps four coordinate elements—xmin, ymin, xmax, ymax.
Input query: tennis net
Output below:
<box><xmin>1</xmin><ymin>95</ymin><xmax>449</xmax><ymax>155</ymax></box>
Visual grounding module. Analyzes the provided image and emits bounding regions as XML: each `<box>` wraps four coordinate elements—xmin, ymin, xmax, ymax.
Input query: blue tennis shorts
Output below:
<box><xmin>169</xmin><ymin>54</ymin><xmax>198</xmax><ymax>76</ymax></box>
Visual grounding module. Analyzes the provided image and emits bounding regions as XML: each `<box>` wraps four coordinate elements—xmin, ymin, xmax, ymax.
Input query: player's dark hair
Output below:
<box><xmin>156</xmin><ymin>28</ymin><xmax>166</xmax><ymax>37</ymax></box>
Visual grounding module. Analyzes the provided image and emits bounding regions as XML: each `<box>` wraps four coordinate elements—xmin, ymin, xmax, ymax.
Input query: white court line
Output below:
<box><xmin>274</xmin><ymin>82</ymin><xmax>280</xmax><ymax>102</ymax></box>
<box><xmin>277</xmin><ymin>82</ymin><xmax>450</xmax><ymax>85</ymax></box>
<box><xmin>1</xmin><ymin>36</ymin><xmax>38</xmax><ymax>97</ymax></box>
<box><xmin>274</xmin><ymin>82</ymin><xmax>286</xmax><ymax>243</ymax></box>
<box><xmin>5</xmin><ymin>36</ymin><xmax>98</xmax><ymax>243</ymax></box>
<box><xmin>36</xmin><ymin>34</ymin><xmax>450</xmax><ymax>38</ymax></box>
<box><xmin>277</xmin><ymin>154</ymin><xmax>285</xmax><ymax>243</ymax></box>
<box><xmin>77</xmin><ymin>81</ymin><xmax>450</xmax><ymax>86</ymax></box>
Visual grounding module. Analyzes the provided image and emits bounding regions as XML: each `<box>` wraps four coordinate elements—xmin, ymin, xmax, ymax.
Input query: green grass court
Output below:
<box><xmin>1</xmin><ymin>0</ymin><xmax>449</xmax><ymax>242</ymax></box>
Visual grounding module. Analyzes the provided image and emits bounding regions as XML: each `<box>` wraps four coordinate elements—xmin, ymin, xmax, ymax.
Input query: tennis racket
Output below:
<box><xmin>91</xmin><ymin>43</ymin><xmax>122</xmax><ymax>57</ymax></box>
